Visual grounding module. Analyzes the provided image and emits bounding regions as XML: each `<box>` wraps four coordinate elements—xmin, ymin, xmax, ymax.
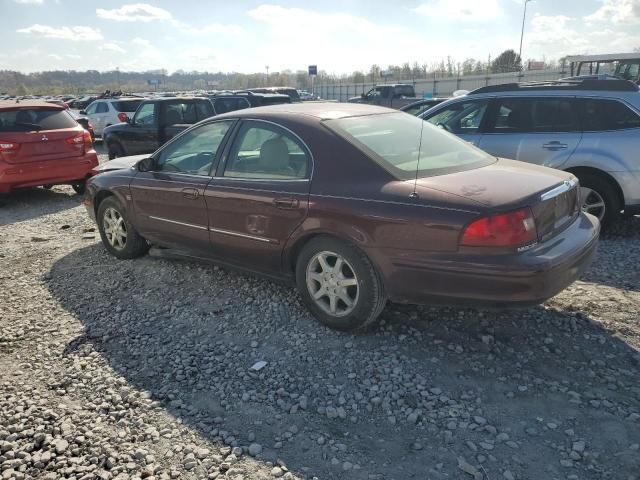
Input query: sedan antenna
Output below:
<box><xmin>410</xmin><ymin>119</ymin><xmax>425</xmax><ymax>199</ymax></box>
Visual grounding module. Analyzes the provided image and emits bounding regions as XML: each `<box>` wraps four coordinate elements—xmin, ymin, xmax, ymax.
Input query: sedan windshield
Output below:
<box><xmin>325</xmin><ymin>112</ymin><xmax>495</xmax><ymax>179</ymax></box>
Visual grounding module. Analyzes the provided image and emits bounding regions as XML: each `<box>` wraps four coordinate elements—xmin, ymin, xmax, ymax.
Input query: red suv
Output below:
<box><xmin>0</xmin><ymin>101</ymin><xmax>98</xmax><ymax>195</ymax></box>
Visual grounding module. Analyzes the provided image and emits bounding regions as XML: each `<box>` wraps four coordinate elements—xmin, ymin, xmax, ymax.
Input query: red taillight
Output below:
<box><xmin>83</xmin><ymin>130</ymin><xmax>93</xmax><ymax>146</ymax></box>
<box><xmin>66</xmin><ymin>134</ymin><xmax>84</xmax><ymax>146</ymax></box>
<box><xmin>117</xmin><ymin>112</ymin><xmax>128</xmax><ymax>123</ymax></box>
<box><xmin>461</xmin><ymin>207</ymin><xmax>537</xmax><ymax>248</ymax></box>
<box><xmin>0</xmin><ymin>142</ymin><xmax>19</xmax><ymax>152</ymax></box>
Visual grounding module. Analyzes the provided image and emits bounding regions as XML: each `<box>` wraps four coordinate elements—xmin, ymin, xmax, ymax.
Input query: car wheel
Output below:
<box><xmin>577</xmin><ymin>173</ymin><xmax>621</xmax><ymax>228</ymax></box>
<box><xmin>107</xmin><ymin>142</ymin><xmax>125</xmax><ymax>160</ymax></box>
<box><xmin>71</xmin><ymin>181</ymin><xmax>86</xmax><ymax>195</ymax></box>
<box><xmin>97</xmin><ymin>196</ymin><xmax>149</xmax><ymax>259</ymax></box>
<box><xmin>296</xmin><ymin>236</ymin><xmax>386</xmax><ymax>331</ymax></box>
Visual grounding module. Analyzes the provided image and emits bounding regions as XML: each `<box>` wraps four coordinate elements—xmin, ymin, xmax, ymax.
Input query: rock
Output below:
<box><xmin>270</xmin><ymin>466</ymin><xmax>284</xmax><ymax>477</ymax></box>
<box><xmin>457</xmin><ymin>457</ymin><xmax>483</xmax><ymax>480</ymax></box>
<box><xmin>572</xmin><ymin>441</ymin><xmax>586</xmax><ymax>453</ymax></box>
<box><xmin>54</xmin><ymin>439</ymin><xmax>69</xmax><ymax>454</ymax></box>
<box><xmin>248</xmin><ymin>443</ymin><xmax>262</xmax><ymax>456</ymax></box>
<box><xmin>503</xmin><ymin>470</ymin><xmax>515</xmax><ymax>480</ymax></box>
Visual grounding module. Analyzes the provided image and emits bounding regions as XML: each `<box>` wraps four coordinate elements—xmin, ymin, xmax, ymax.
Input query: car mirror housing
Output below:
<box><xmin>137</xmin><ymin>157</ymin><xmax>154</xmax><ymax>172</ymax></box>
<box><xmin>79</xmin><ymin>110</ymin><xmax>86</xmax><ymax>115</ymax></box>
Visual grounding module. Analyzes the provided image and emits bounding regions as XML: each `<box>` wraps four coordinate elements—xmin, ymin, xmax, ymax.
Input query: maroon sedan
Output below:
<box><xmin>84</xmin><ymin>103</ymin><xmax>599</xmax><ymax>331</ymax></box>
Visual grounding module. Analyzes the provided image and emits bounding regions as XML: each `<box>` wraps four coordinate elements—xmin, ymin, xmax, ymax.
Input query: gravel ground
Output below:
<box><xmin>1</xmin><ymin>166</ymin><xmax>639</xmax><ymax>480</ymax></box>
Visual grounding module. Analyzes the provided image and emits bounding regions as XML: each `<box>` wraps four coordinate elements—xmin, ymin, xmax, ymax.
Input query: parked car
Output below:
<box><xmin>348</xmin><ymin>84</ymin><xmax>422</xmax><ymax>109</ymax></box>
<box><xmin>84</xmin><ymin>103</ymin><xmax>599</xmax><ymax>331</ymax></box>
<box><xmin>208</xmin><ymin>92</ymin><xmax>291</xmax><ymax>114</ymax></box>
<box><xmin>68</xmin><ymin>95</ymin><xmax>97</xmax><ymax>110</ymax></box>
<box><xmin>420</xmin><ymin>78</ymin><xmax>640</xmax><ymax>226</ymax></box>
<box><xmin>69</xmin><ymin>110</ymin><xmax>96</xmax><ymax>143</ymax></box>
<box><xmin>102</xmin><ymin>97</ymin><xmax>215</xmax><ymax>159</ymax></box>
<box><xmin>400</xmin><ymin>98</ymin><xmax>447</xmax><ymax>116</ymax></box>
<box><xmin>0</xmin><ymin>101</ymin><xmax>98</xmax><ymax>195</ymax></box>
<box><xmin>249</xmin><ymin>87</ymin><xmax>301</xmax><ymax>102</ymax></box>
<box><xmin>81</xmin><ymin>98</ymin><xmax>144</xmax><ymax>136</ymax></box>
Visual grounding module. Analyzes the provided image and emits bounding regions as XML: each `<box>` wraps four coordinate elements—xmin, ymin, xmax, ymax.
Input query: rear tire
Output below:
<box><xmin>295</xmin><ymin>236</ymin><xmax>386</xmax><ymax>331</ymax></box>
<box><xmin>577</xmin><ymin>173</ymin><xmax>621</xmax><ymax>229</ymax></box>
<box><xmin>107</xmin><ymin>141</ymin><xmax>125</xmax><ymax>160</ymax></box>
<box><xmin>97</xmin><ymin>196</ymin><xmax>149</xmax><ymax>259</ymax></box>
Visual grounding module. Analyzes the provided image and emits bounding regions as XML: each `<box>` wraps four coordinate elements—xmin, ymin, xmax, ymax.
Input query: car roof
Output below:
<box><xmin>214</xmin><ymin>102</ymin><xmax>394</xmax><ymax>121</ymax></box>
<box><xmin>0</xmin><ymin>100</ymin><xmax>65</xmax><ymax>111</ymax></box>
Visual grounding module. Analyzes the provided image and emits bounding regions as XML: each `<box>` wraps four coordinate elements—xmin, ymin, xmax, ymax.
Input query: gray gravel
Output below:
<box><xmin>1</xmin><ymin>178</ymin><xmax>639</xmax><ymax>480</ymax></box>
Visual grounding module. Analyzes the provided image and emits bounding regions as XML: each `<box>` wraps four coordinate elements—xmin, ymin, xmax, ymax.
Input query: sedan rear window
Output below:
<box><xmin>112</xmin><ymin>100</ymin><xmax>143</xmax><ymax>112</ymax></box>
<box><xmin>0</xmin><ymin>108</ymin><xmax>77</xmax><ymax>132</ymax></box>
<box><xmin>325</xmin><ymin>113</ymin><xmax>495</xmax><ymax>179</ymax></box>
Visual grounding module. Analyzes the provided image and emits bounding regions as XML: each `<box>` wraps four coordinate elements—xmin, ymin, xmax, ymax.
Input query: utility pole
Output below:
<box><xmin>518</xmin><ymin>0</ymin><xmax>533</xmax><ymax>65</ymax></box>
<box><xmin>265</xmin><ymin>65</ymin><xmax>269</xmax><ymax>87</ymax></box>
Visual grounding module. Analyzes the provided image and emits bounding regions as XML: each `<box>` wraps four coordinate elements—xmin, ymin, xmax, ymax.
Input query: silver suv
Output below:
<box><xmin>421</xmin><ymin>79</ymin><xmax>640</xmax><ymax>226</ymax></box>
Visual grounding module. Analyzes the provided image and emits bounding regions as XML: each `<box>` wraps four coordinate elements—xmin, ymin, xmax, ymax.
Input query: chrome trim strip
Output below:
<box><xmin>540</xmin><ymin>178</ymin><xmax>578</xmax><ymax>201</ymax></box>
<box><xmin>309</xmin><ymin>194</ymin><xmax>477</xmax><ymax>213</ymax></box>
<box><xmin>209</xmin><ymin>227</ymin><xmax>273</xmax><ymax>243</ymax></box>
<box><xmin>148</xmin><ymin>216</ymin><xmax>208</xmax><ymax>230</ymax></box>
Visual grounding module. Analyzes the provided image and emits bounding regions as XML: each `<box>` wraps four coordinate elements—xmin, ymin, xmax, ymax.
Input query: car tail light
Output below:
<box><xmin>117</xmin><ymin>112</ymin><xmax>129</xmax><ymax>123</ymax></box>
<box><xmin>0</xmin><ymin>142</ymin><xmax>19</xmax><ymax>152</ymax></box>
<box><xmin>82</xmin><ymin>130</ymin><xmax>93</xmax><ymax>146</ymax></box>
<box><xmin>67</xmin><ymin>134</ymin><xmax>84</xmax><ymax>146</ymax></box>
<box><xmin>461</xmin><ymin>207</ymin><xmax>537</xmax><ymax>248</ymax></box>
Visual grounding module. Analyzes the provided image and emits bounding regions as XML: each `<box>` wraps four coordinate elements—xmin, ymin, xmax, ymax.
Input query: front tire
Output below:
<box><xmin>71</xmin><ymin>181</ymin><xmax>86</xmax><ymax>195</ymax></box>
<box><xmin>577</xmin><ymin>173</ymin><xmax>621</xmax><ymax>228</ymax></box>
<box><xmin>296</xmin><ymin>236</ymin><xmax>386</xmax><ymax>331</ymax></box>
<box><xmin>97</xmin><ymin>196</ymin><xmax>149</xmax><ymax>259</ymax></box>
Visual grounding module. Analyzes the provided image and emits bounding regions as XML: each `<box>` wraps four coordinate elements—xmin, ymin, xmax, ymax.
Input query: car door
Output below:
<box><xmin>125</xmin><ymin>102</ymin><xmax>158</xmax><ymax>154</ymax></box>
<box><xmin>129</xmin><ymin>120</ymin><xmax>235</xmax><ymax>253</ymax></box>
<box><xmin>477</xmin><ymin>97</ymin><xmax>582</xmax><ymax>169</ymax></box>
<box><xmin>204</xmin><ymin>119</ymin><xmax>312</xmax><ymax>274</ymax></box>
<box><xmin>423</xmin><ymin>99</ymin><xmax>490</xmax><ymax>146</ymax></box>
<box><xmin>84</xmin><ymin>102</ymin><xmax>98</xmax><ymax>129</ymax></box>
<box><xmin>93</xmin><ymin>102</ymin><xmax>109</xmax><ymax>135</ymax></box>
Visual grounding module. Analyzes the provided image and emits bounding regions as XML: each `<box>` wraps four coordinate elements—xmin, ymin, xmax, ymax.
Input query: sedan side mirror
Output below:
<box><xmin>79</xmin><ymin>110</ymin><xmax>87</xmax><ymax>115</ymax></box>
<box><xmin>137</xmin><ymin>157</ymin><xmax>154</xmax><ymax>172</ymax></box>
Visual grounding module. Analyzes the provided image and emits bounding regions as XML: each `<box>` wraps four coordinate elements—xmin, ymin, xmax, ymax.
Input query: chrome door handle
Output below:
<box><xmin>273</xmin><ymin>197</ymin><xmax>299</xmax><ymax>209</ymax></box>
<box><xmin>181</xmin><ymin>188</ymin><xmax>199</xmax><ymax>200</ymax></box>
<box><xmin>543</xmin><ymin>142</ymin><xmax>568</xmax><ymax>150</ymax></box>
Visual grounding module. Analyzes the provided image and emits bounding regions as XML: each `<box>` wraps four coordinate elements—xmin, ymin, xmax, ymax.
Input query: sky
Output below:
<box><xmin>1</xmin><ymin>0</ymin><xmax>640</xmax><ymax>74</ymax></box>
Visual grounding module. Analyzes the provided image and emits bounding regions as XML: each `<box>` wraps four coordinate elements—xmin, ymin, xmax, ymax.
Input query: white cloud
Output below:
<box><xmin>201</xmin><ymin>23</ymin><xmax>244</xmax><ymax>34</ymax></box>
<box><xmin>101</xmin><ymin>43</ymin><xmax>127</xmax><ymax>54</ymax></box>
<box><xmin>526</xmin><ymin>15</ymin><xmax>590</xmax><ymax>58</ymax></box>
<box><xmin>16</xmin><ymin>24</ymin><xmax>103</xmax><ymax>41</ymax></box>
<box><xmin>131</xmin><ymin>37</ymin><xmax>150</xmax><ymax>46</ymax></box>
<box><xmin>14</xmin><ymin>0</ymin><xmax>44</xmax><ymax>4</ymax></box>
<box><xmin>412</xmin><ymin>0</ymin><xmax>501</xmax><ymax>21</ymax></box>
<box><xmin>96</xmin><ymin>3</ymin><xmax>172</xmax><ymax>22</ymax></box>
<box><xmin>585</xmin><ymin>0</ymin><xmax>640</xmax><ymax>24</ymax></box>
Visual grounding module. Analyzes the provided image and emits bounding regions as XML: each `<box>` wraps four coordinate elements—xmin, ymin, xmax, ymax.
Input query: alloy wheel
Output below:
<box><xmin>103</xmin><ymin>207</ymin><xmax>127</xmax><ymax>250</ymax></box>
<box><xmin>306</xmin><ymin>251</ymin><xmax>359</xmax><ymax>317</ymax></box>
<box><xmin>580</xmin><ymin>187</ymin><xmax>606</xmax><ymax>221</ymax></box>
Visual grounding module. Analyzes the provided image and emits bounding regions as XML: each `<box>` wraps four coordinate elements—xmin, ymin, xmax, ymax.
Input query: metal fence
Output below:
<box><xmin>312</xmin><ymin>69</ymin><xmax>567</xmax><ymax>101</ymax></box>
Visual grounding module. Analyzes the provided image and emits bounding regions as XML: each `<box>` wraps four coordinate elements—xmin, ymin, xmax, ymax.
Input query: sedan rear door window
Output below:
<box><xmin>488</xmin><ymin>98</ymin><xmax>579</xmax><ymax>133</ymax></box>
<box><xmin>223</xmin><ymin>121</ymin><xmax>310</xmax><ymax>180</ymax></box>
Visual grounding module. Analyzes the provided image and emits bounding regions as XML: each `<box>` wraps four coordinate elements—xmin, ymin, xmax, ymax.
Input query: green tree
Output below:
<box><xmin>491</xmin><ymin>49</ymin><xmax>522</xmax><ymax>73</ymax></box>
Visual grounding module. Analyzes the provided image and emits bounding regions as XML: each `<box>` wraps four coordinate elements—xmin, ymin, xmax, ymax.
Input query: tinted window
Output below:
<box><xmin>326</xmin><ymin>112</ymin><xmax>494</xmax><ymax>180</ymax></box>
<box><xmin>133</xmin><ymin>103</ymin><xmax>156</xmax><ymax>126</ymax></box>
<box><xmin>112</xmin><ymin>100</ymin><xmax>143</xmax><ymax>112</ymax></box>
<box><xmin>224</xmin><ymin>122</ymin><xmax>310</xmax><ymax>180</ymax></box>
<box><xmin>195</xmin><ymin>100</ymin><xmax>214</xmax><ymax>120</ymax></box>
<box><xmin>394</xmin><ymin>86</ymin><xmax>414</xmax><ymax>98</ymax></box>
<box><xmin>488</xmin><ymin>98</ymin><xmax>579</xmax><ymax>133</ymax></box>
<box><xmin>214</xmin><ymin>97</ymin><xmax>251</xmax><ymax>114</ymax></box>
<box><xmin>0</xmin><ymin>108</ymin><xmax>77</xmax><ymax>132</ymax></box>
<box><xmin>164</xmin><ymin>102</ymin><xmax>197</xmax><ymax>124</ymax></box>
<box><xmin>426</xmin><ymin>100</ymin><xmax>489</xmax><ymax>134</ymax></box>
<box><xmin>95</xmin><ymin>102</ymin><xmax>109</xmax><ymax>114</ymax></box>
<box><xmin>155</xmin><ymin>121</ymin><xmax>233</xmax><ymax>175</ymax></box>
<box><xmin>582</xmin><ymin>99</ymin><xmax>640</xmax><ymax>131</ymax></box>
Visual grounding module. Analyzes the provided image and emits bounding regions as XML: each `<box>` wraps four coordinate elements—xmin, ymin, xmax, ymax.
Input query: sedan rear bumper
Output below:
<box><xmin>380</xmin><ymin>212</ymin><xmax>600</xmax><ymax>307</ymax></box>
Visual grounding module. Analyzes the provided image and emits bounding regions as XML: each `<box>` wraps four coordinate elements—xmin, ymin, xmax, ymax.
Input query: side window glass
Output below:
<box><xmin>224</xmin><ymin>122</ymin><xmax>310</xmax><ymax>180</ymax></box>
<box><xmin>134</xmin><ymin>103</ymin><xmax>156</xmax><ymax>126</ymax></box>
<box><xmin>155</xmin><ymin>121</ymin><xmax>233</xmax><ymax>175</ymax></box>
<box><xmin>531</xmin><ymin>100</ymin><xmax>578</xmax><ymax>133</ymax></box>
<box><xmin>96</xmin><ymin>103</ymin><xmax>109</xmax><ymax>114</ymax></box>
<box><xmin>196</xmin><ymin>101</ymin><xmax>213</xmax><ymax>120</ymax></box>
<box><xmin>85</xmin><ymin>103</ymin><xmax>97</xmax><ymax>115</ymax></box>
<box><xmin>582</xmin><ymin>99</ymin><xmax>640</xmax><ymax>131</ymax></box>
<box><xmin>426</xmin><ymin>101</ymin><xmax>488</xmax><ymax>134</ymax></box>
